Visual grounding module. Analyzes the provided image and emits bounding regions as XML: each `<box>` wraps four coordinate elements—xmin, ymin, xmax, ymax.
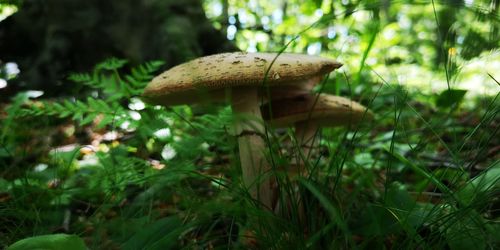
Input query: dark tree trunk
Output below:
<box><xmin>0</xmin><ymin>0</ymin><xmax>237</xmax><ymax>101</ymax></box>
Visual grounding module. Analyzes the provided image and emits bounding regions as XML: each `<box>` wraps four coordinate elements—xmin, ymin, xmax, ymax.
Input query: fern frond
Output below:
<box><xmin>96</xmin><ymin>58</ymin><xmax>128</xmax><ymax>71</ymax></box>
<box><xmin>67</xmin><ymin>72</ymin><xmax>102</xmax><ymax>89</ymax></box>
<box><xmin>67</xmin><ymin>73</ymin><xmax>93</xmax><ymax>84</ymax></box>
<box><xmin>20</xmin><ymin>97</ymin><xmax>125</xmax><ymax>127</ymax></box>
<box><xmin>125</xmin><ymin>60</ymin><xmax>165</xmax><ymax>93</ymax></box>
<box><xmin>131</xmin><ymin>61</ymin><xmax>165</xmax><ymax>81</ymax></box>
<box><xmin>68</xmin><ymin>59</ymin><xmax>164</xmax><ymax>98</ymax></box>
<box><xmin>20</xmin><ymin>58</ymin><xmax>165</xmax><ymax>129</ymax></box>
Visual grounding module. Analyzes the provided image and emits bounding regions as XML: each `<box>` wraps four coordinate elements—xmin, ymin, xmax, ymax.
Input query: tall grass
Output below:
<box><xmin>1</xmin><ymin>1</ymin><xmax>499</xmax><ymax>249</ymax></box>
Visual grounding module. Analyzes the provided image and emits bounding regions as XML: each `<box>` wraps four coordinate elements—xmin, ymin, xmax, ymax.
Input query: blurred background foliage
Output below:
<box><xmin>204</xmin><ymin>0</ymin><xmax>500</xmax><ymax>97</ymax></box>
<box><xmin>0</xmin><ymin>0</ymin><xmax>499</xmax><ymax>249</ymax></box>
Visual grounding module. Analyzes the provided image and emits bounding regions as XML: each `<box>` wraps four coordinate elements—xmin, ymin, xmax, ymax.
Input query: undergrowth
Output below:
<box><xmin>1</xmin><ymin>2</ymin><xmax>500</xmax><ymax>246</ymax></box>
<box><xmin>0</xmin><ymin>54</ymin><xmax>498</xmax><ymax>249</ymax></box>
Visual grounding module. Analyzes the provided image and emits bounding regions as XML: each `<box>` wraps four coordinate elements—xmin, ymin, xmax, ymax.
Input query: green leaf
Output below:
<box><xmin>298</xmin><ymin>179</ymin><xmax>352</xmax><ymax>241</ymax></box>
<box><xmin>457</xmin><ymin>162</ymin><xmax>500</xmax><ymax>206</ymax></box>
<box><xmin>313</xmin><ymin>0</ymin><xmax>322</xmax><ymax>8</ymax></box>
<box><xmin>445</xmin><ymin>210</ymin><xmax>488</xmax><ymax>250</ymax></box>
<box><xmin>96</xmin><ymin>58</ymin><xmax>128</xmax><ymax>71</ymax></box>
<box><xmin>67</xmin><ymin>73</ymin><xmax>92</xmax><ymax>84</ymax></box>
<box><xmin>7</xmin><ymin>234</ymin><xmax>87</xmax><ymax>250</ymax></box>
<box><xmin>122</xmin><ymin>216</ymin><xmax>188</xmax><ymax>250</ymax></box>
<box><xmin>80</xmin><ymin>113</ymin><xmax>97</xmax><ymax>126</ymax></box>
<box><xmin>355</xmin><ymin>203</ymin><xmax>401</xmax><ymax>236</ymax></box>
<box><xmin>435</xmin><ymin>89</ymin><xmax>467</xmax><ymax>108</ymax></box>
<box><xmin>384</xmin><ymin>148</ymin><xmax>453</xmax><ymax>196</ymax></box>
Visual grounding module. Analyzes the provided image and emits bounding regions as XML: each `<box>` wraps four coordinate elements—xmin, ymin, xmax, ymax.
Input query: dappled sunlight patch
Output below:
<box><xmin>128</xmin><ymin>111</ymin><xmax>141</xmax><ymax>121</ymax></box>
<box><xmin>33</xmin><ymin>163</ymin><xmax>48</xmax><ymax>172</ymax></box>
<box><xmin>0</xmin><ymin>4</ymin><xmax>17</xmax><ymax>21</ymax></box>
<box><xmin>0</xmin><ymin>79</ymin><xmax>6</xmax><ymax>89</ymax></box>
<box><xmin>128</xmin><ymin>98</ymin><xmax>145</xmax><ymax>110</ymax></box>
<box><xmin>102</xmin><ymin>131</ymin><xmax>119</xmax><ymax>141</ymax></box>
<box><xmin>149</xmin><ymin>159</ymin><xmax>165</xmax><ymax>170</ymax></box>
<box><xmin>456</xmin><ymin>50</ymin><xmax>500</xmax><ymax>95</ymax></box>
<box><xmin>371</xmin><ymin>51</ymin><xmax>500</xmax><ymax>99</ymax></box>
<box><xmin>25</xmin><ymin>90</ymin><xmax>44</xmax><ymax>98</ymax></box>
<box><xmin>153</xmin><ymin>128</ymin><xmax>172</xmax><ymax>139</ymax></box>
<box><xmin>78</xmin><ymin>154</ymin><xmax>99</xmax><ymax>168</ymax></box>
<box><xmin>161</xmin><ymin>144</ymin><xmax>177</xmax><ymax>161</ymax></box>
<box><xmin>50</xmin><ymin>144</ymin><xmax>78</xmax><ymax>154</ymax></box>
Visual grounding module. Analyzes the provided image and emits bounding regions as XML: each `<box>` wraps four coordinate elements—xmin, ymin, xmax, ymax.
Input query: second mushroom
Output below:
<box><xmin>262</xmin><ymin>93</ymin><xmax>373</xmax><ymax>216</ymax></box>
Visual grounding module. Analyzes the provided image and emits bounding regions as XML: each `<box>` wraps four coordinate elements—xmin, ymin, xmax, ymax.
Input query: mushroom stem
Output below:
<box><xmin>231</xmin><ymin>87</ymin><xmax>272</xmax><ymax>209</ymax></box>
<box><xmin>294</xmin><ymin>120</ymin><xmax>320</xmax><ymax>173</ymax></box>
<box><xmin>273</xmin><ymin>121</ymin><xmax>319</xmax><ymax>221</ymax></box>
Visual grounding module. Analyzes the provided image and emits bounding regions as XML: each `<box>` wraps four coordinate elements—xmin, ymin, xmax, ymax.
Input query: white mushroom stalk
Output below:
<box><xmin>231</xmin><ymin>87</ymin><xmax>271</xmax><ymax>208</ymax></box>
<box><xmin>294</xmin><ymin>120</ymin><xmax>320</xmax><ymax>169</ymax></box>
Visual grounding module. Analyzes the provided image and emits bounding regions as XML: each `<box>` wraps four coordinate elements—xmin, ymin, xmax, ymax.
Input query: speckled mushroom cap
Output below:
<box><xmin>143</xmin><ymin>52</ymin><xmax>342</xmax><ymax>106</ymax></box>
<box><xmin>261</xmin><ymin>94</ymin><xmax>373</xmax><ymax>127</ymax></box>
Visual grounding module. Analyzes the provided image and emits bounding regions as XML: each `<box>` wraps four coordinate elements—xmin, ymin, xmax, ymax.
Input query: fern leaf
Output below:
<box><xmin>96</xmin><ymin>58</ymin><xmax>128</xmax><ymax>71</ymax></box>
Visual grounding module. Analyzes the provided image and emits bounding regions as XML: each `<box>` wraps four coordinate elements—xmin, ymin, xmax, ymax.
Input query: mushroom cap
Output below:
<box><xmin>261</xmin><ymin>94</ymin><xmax>373</xmax><ymax>127</ymax></box>
<box><xmin>142</xmin><ymin>52</ymin><xmax>342</xmax><ymax>106</ymax></box>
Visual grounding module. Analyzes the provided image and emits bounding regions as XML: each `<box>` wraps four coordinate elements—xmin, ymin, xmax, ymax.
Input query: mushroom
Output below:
<box><xmin>261</xmin><ymin>93</ymin><xmax>373</xmax><ymax>213</ymax></box>
<box><xmin>262</xmin><ymin>93</ymin><xmax>373</xmax><ymax>171</ymax></box>
<box><xmin>142</xmin><ymin>52</ymin><xmax>342</xmax><ymax>209</ymax></box>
